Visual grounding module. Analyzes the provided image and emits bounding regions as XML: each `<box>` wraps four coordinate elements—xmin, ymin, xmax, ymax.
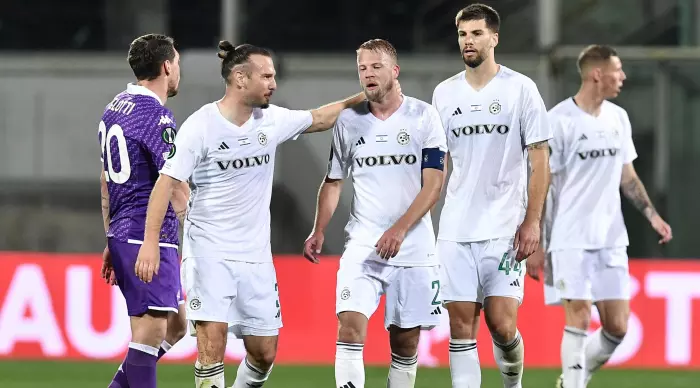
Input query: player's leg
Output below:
<box><xmin>183</xmin><ymin>257</ymin><xmax>236</xmax><ymax>388</ymax></box>
<box><xmin>584</xmin><ymin>247</ymin><xmax>631</xmax><ymax>385</ymax></box>
<box><xmin>437</xmin><ymin>239</ymin><xmax>483</xmax><ymax>388</ymax></box>
<box><xmin>158</xmin><ymin>259</ymin><xmax>188</xmax><ymax>361</ymax></box>
<box><xmin>230</xmin><ymin>262</ymin><xmax>284</xmax><ymax>388</ymax></box>
<box><xmin>107</xmin><ymin>240</ymin><xmax>179</xmax><ymax>388</ymax></box>
<box><xmin>335</xmin><ymin>256</ymin><xmax>387</xmax><ymax>388</ymax></box>
<box><xmin>384</xmin><ymin>265</ymin><xmax>442</xmax><ymax>388</ymax></box>
<box><xmin>159</xmin><ymin>302</ymin><xmax>188</xmax><ymax>360</ymax></box>
<box><xmin>387</xmin><ymin>326</ymin><xmax>421</xmax><ymax>388</ymax></box>
<box><xmin>550</xmin><ymin>250</ymin><xmax>595</xmax><ymax>388</ymax></box>
<box><xmin>480</xmin><ymin>238</ymin><xmax>526</xmax><ymax>388</ymax></box>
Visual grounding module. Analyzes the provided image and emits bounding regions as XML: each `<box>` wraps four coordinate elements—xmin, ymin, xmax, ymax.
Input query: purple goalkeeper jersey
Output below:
<box><xmin>98</xmin><ymin>84</ymin><xmax>179</xmax><ymax>245</ymax></box>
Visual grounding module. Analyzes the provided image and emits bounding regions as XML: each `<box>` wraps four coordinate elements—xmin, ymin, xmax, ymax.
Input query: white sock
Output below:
<box><xmin>449</xmin><ymin>339</ymin><xmax>480</xmax><ymax>388</ymax></box>
<box><xmin>160</xmin><ymin>340</ymin><xmax>173</xmax><ymax>352</ymax></box>
<box><xmin>387</xmin><ymin>352</ymin><xmax>417</xmax><ymax>388</ymax></box>
<box><xmin>336</xmin><ymin>342</ymin><xmax>365</xmax><ymax>388</ymax></box>
<box><xmin>232</xmin><ymin>357</ymin><xmax>272</xmax><ymax>388</ymax></box>
<box><xmin>561</xmin><ymin>326</ymin><xmax>587</xmax><ymax>388</ymax></box>
<box><xmin>493</xmin><ymin>330</ymin><xmax>524</xmax><ymax>388</ymax></box>
<box><xmin>584</xmin><ymin>328</ymin><xmax>623</xmax><ymax>383</ymax></box>
<box><xmin>194</xmin><ymin>360</ymin><xmax>225</xmax><ymax>388</ymax></box>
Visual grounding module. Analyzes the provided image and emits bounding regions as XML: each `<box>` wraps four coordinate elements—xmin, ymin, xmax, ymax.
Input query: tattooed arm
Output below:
<box><xmin>100</xmin><ymin>171</ymin><xmax>110</xmax><ymax>234</ymax></box>
<box><xmin>171</xmin><ymin>181</ymin><xmax>190</xmax><ymax>225</ymax></box>
<box><xmin>620</xmin><ymin>163</ymin><xmax>673</xmax><ymax>243</ymax></box>
<box><xmin>514</xmin><ymin>140</ymin><xmax>551</xmax><ymax>261</ymax></box>
<box><xmin>620</xmin><ymin>164</ymin><xmax>656</xmax><ymax>219</ymax></box>
<box><xmin>525</xmin><ymin>140</ymin><xmax>551</xmax><ymax>225</ymax></box>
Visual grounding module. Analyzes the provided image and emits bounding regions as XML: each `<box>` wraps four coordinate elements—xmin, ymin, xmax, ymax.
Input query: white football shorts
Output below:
<box><xmin>335</xmin><ymin>245</ymin><xmax>442</xmax><ymax>330</ymax></box>
<box><xmin>181</xmin><ymin>257</ymin><xmax>282</xmax><ymax>338</ymax></box>
<box><xmin>437</xmin><ymin>237</ymin><xmax>524</xmax><ymax>305</ymax></box>
<box><xmin>544</xmin><ymin>247</ymin><xmax>630</xmax><ymax>305</ymax></box>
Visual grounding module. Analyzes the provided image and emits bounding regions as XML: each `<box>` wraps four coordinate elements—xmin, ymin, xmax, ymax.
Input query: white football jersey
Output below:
<box><xmin>160</xmin><ymin>102</ymin><xmax>312</xmax><ymax>262</ymax></box>
<box><xmin>432</xmin><ymin>66</ymin><xmax>552</xmax><ymax>242</ymax></box>
<box><xmin>545</xmin><ymin>98</ymin><xmax>637</xmax><ymax>251</ymax></box>
<box><xmin>327</xmin><ymin>96</ymin><xmax>447</xmax><ymax>266</ymax></box>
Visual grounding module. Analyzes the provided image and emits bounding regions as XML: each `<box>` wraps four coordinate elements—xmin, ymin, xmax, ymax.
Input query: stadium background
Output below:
<box><xmin>1</xmin><ymin>0</ymin><xmax>699</xmax><ymax>386</ymax></box>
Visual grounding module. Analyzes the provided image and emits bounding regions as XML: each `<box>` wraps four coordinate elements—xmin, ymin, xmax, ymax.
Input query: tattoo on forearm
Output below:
<box><xmin>176</xmin><ymin>209</ymin><xmax>186</xmax><ymax>224</ymax></box>
<box><xmin>527</xmin><ymin>140</ymin><xmax>549</xmax><ymax>150</ymax></box>
<box><xmin>621</xmin><ymin>177</ymin><xmax>656</xmax><ymax>218</ymax></box>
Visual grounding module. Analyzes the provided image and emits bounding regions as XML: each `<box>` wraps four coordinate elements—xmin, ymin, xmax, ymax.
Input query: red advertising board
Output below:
<box><xmin>1</xmin><ymin>252</ymin><xmax>699</xmax><ymax>368</ymax></box>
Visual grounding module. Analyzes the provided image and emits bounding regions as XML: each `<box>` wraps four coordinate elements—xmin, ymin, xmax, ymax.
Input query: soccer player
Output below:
<box><xmin>98</xmin><ymin>34</ymin><xmax>190</xmax><ymax>388</ymax></box>
<box><xmin>303</xmin><ymin>39</ymin><xmax>447</xmax><ymax>388</ymax></box>
<box><xmin>528</xmin><ymin>45</ymin><xmax>672</xmax><ymax>388</ymax></box>
<box><xmin>134</xmin><ymin>40</ymin><xmax>367</xmax><ymax>388</ymax></box>
<box><xmin>431</xmin><ymin>4</ymin><xmax>552</xmax><ymax>387</ymax></box>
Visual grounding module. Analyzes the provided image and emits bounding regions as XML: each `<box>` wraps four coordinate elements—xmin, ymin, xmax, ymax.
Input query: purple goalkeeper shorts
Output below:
<box><xmin>108</xmin><ymin>238</ymin><xmax>181</xmax><ymax>316</ymax></box>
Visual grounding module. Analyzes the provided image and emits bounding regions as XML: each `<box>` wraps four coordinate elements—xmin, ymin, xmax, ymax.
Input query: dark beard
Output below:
<box><xmin>167</xmin><ymin>88</ymin><xmax>178</xmax><ymax>98</ymax></box>
<box><xmin>463</xmin><ymin>54</ymin><xmax>485</xmax><ymax>69</ymax></box>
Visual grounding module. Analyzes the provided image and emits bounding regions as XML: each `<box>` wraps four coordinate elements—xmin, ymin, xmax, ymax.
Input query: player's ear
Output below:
<box><xmin>491</xmin><ymin>32</ymin><xmax>499</xmax><ymax>49</ymax></box>
<box><xmin>393</xmin><ymin>64</ymin><xmax>400</xmax><ymax>79</ymax></box>
<box><xmin>163</xmin><ymin>60</ymin><xmax>172</xmax><ymax>77</ymax></box>
<box><xmin>233</xmin><ymin>69</ymin><xmax>246</xmax><ymax>88</ymax></box>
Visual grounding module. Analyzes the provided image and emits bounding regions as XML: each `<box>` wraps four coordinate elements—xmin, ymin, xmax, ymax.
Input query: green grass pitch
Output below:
<box><xmin>0</xmin><ymin>361</ymin><xmax>698</xmax><ymax>387</ymax></box>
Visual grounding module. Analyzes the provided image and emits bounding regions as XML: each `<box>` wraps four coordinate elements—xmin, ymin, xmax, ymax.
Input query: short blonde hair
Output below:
<box><xmin>356</xmin><ymin>39</ymin><xmax>398</xmax><ymax>62</ymax></box>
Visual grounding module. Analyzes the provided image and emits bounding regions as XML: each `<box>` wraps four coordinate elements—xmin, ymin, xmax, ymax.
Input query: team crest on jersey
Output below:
<box><xmin>340</xmin><ymin>287</ymin><xmax>351</xmax><ymax>300</ymax></box>
<box><xmin>257</xmin><ymin>132</ymin><xmax>268</xmax><ymax>146</ymax></box>
<box><xmin>489</xmin><ymin>100</ymin><xmax>501</xmax><ymax>115</ymax></box>
<box><xmin>397</xmin><ymin>130</ymin><xmax>410</xmax><ymax>146</ymax></box>
<box><xmin>161</xmin><ymin>127</ymin><xmax>177</xmax><ymax>159</ymax></box>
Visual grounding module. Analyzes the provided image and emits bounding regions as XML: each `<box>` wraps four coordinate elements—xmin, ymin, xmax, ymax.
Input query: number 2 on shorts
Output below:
<box><xmin>498</xmin><ymin>253</ymin><xmax>522</xmax><ymax>276</ymax></box>
<box><xmin>431</xmin><ymin>280</ymin><xmax>441</xmax><ymax>305</ymax></box>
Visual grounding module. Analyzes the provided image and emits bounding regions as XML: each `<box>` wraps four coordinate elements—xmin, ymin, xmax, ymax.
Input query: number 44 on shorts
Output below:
<box><xmin>498</xmin><ymin>252</ymin><xmax>523</xmax><ymax>276</ymax></box>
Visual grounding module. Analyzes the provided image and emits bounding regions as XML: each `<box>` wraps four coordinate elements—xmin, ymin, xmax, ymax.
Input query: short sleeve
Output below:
<box><xmin>142</xmin><ymin>108</ymin><xmax>177</xmax><ymax>171</ymax></box>
<box><xmin>422</xmin><ymin>106</ymin><xmax>448</xmax><ymax>152</ymax></box>
<box><xmin>160</xmin><ymin>113</ymin><xmax>206</xmax><ymax>182</ymax></box>
<box><xmin>326</xmin><ymin>120</ymin><xmax>349</xmax><ymax>180</ymax></box>
<box><xmin>272</xmin><ymin>105</ymin><xmax>313</xmax><ymax>144</ymax></box>
<box><xmin>520</xmin><ymin>80</ymin><xmax>553</xmax><ymax>146</ymax></box>
<box><xmin>547</xmin><ymin>114</ymin><xmax>568</xmax><ymax>174</ymax></box>
<box><xmin>431</xmin><ymin>88</ymin><xmax>449</xmax><ymax>137</ymax></box>
<box><xmin>620</xmin><ymin>110</ymin><xmax>638</xmax><ymax>164</ymax></box>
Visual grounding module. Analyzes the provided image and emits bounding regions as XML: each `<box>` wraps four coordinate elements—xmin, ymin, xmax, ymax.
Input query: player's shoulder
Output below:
<box><xmin>547</xmin><ymin>98</ymin><xmax>579</xmax><ymax>129</ymax></box>
<box><xmin>337</xmin><ymin>102</ymin><xmax>370</xmax><ymax>125</ymax></box>
<box><xmin>497</xmin><ymin>66</ymin><xmax>539</xmax><ymax>93</ymax></box>
<box><xmin>433</xmin><ymin>71</ymin><xmax>465</xmax><ymax>98</ymax></box>
<box><xmin>601</xmin><ymin>100</ymin><xmax>629</xmax><ymax>119</ymax></box>
<box><xmin>179</xmin><ymin>102</ymin><xmax>218</xmax><ymax>133</ymax></box>
<box><xmin>402</xmin><ymin>95</ymin><xmax>435</xmax><ymax>116</ymax></box>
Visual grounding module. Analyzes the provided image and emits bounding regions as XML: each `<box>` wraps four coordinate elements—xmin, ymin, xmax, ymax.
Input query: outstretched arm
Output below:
<box><xmin>620</xmin><ymin>163</ymin><xmax>672</xmax><ymax>243</ymax></box>
<box><xmin>304</xmin><ymin>93</ymin><xmax>366</xmax><ymax>134</ymax></box>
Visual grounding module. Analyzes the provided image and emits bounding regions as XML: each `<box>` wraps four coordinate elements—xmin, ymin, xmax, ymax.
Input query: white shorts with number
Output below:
<box><xmin>437</xmin><ymin>237</ymin><xmax>524</xmax><ymax>305</ymax></box>
<box><xmin>335</xmin><ymin>246</ymin><xmax>442</xmax><ymax>330</ymax></box>
<box><xmin>181</xmin><ymin>257</ymin><xmax>282</xmax><ymax>338</ymax></box>
<box><xmin>544</xmin><ymin>247</ymin><xmax>630</xmax><ymax>305</ymax></box>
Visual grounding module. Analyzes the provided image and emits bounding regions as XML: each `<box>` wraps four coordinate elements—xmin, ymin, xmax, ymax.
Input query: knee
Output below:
<box><xmin>247</xmin><ymin>343</ymin><xmax>277</xmax><ymax>370</ymax></box>
<box><xmin>337</xmin><ymin>314</ymin><xmax>367</xmax><ymax>344</ymax></box>
<box><xmin>389</xmin><ymin>329</ymin><xmax>420</xmax><ymax>357</ymax></box>
<box><xmin>166</xmin><ymin>316</ymin><xmax>187</xmax><ymax>344</ymax></box>
<box><xmin>447</xmin><ymin>305</ymin><xmax>479</xmax><ymax>340</ymax></box>
<box><xmin>565</xmin><ymin>301</ymin><xmax>592</xmax><ymax>330</ymax></box>
<box><xmin>487</xmin><ymin>318</ymin><xmax>517</xmax><ymax>344</ymax></box>
<box><xmin>132</xmin><ymin>312</ymin><xmax>168</xmax><ymax>348</ymax></box>
<box><xmin>603</xmin><ymin>316</ymin><xmax>628</xmax><ymax>339</ymax></box>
